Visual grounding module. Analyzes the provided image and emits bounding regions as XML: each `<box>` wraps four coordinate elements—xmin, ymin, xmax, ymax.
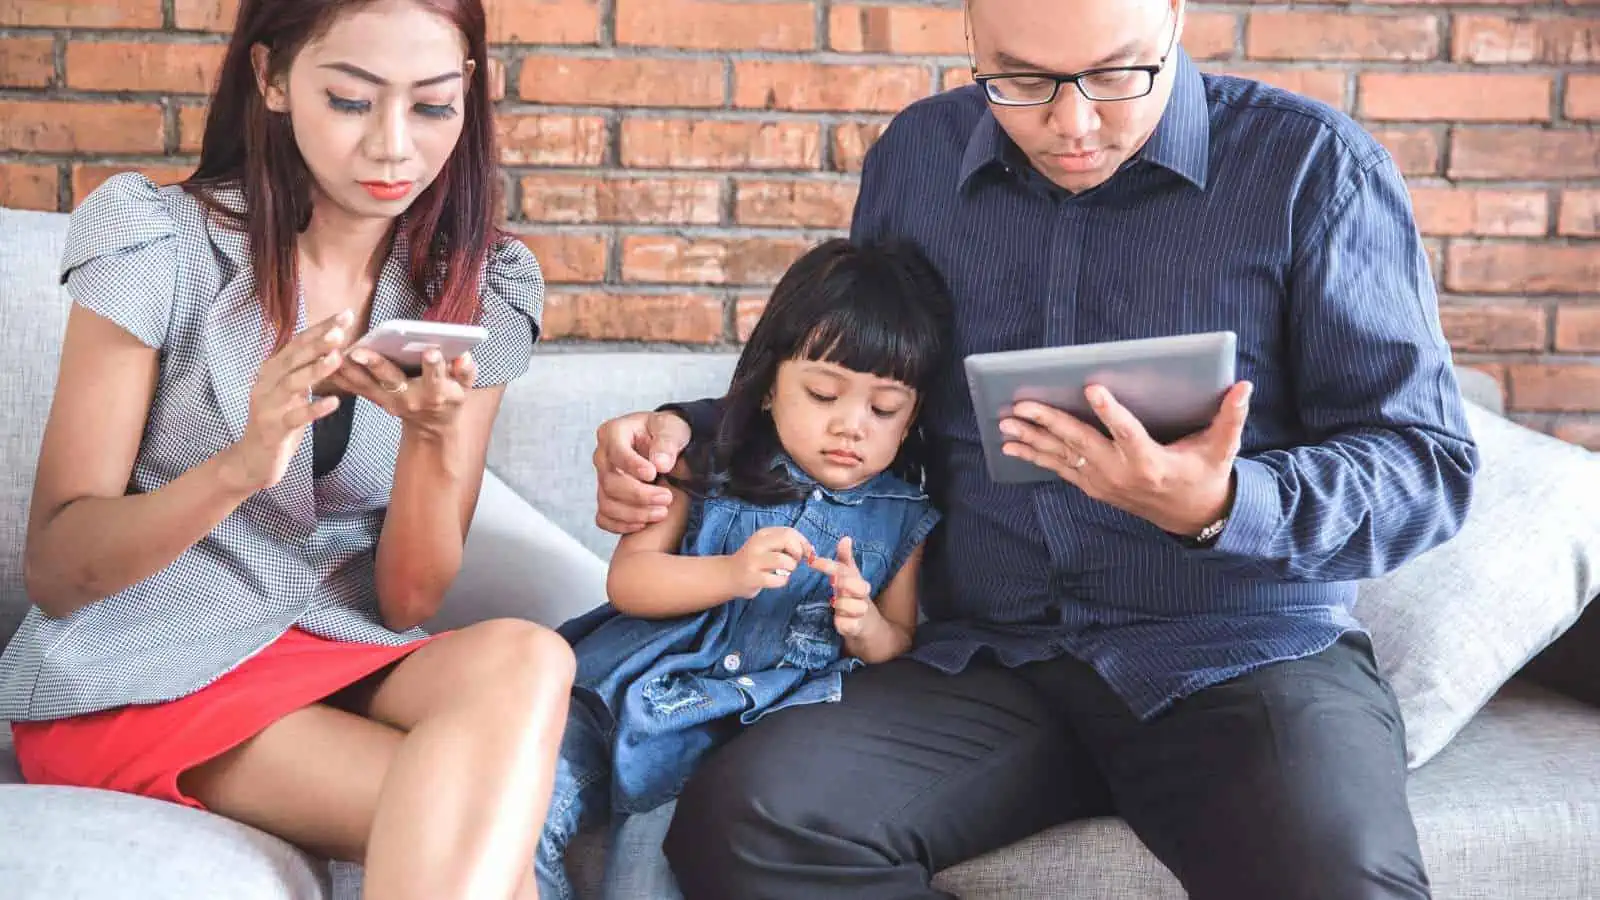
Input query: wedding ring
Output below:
<box><xmin>383</xmin><ymin>381</ymin><xmax>408</xmax><ymax>394</ymax></box>
<box><xmin>1072</xmin><ymin>455</ymin><xmax>1088</xmax><ymax>469</ymax></box>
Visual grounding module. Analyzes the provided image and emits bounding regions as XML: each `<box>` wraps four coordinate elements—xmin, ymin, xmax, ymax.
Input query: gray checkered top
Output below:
<box><xmin>0</xmin><ymin>172</ymin><xmax>545</xmax><ymax>722</ymax></box>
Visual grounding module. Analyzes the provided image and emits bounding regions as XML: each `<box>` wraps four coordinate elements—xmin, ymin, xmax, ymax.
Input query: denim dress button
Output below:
<box><xmin>736</xmin><ymin>676</ymin><xmax>755</xmax><ymax>687</ymax></box>
<box><xmin>811</xmin><ymin>488</ymin><xmax>823</xmax><ymax>501</ymax></box>
<box><xmin>722</xmin><ymin>652</ymin><xmax>741</xmax><ymax>672</ymax></box>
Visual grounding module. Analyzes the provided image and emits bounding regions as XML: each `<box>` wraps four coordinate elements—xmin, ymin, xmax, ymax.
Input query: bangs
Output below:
<box><xmin>795</xmin><ymin>301</ymin><xmax>940</xmax><ymax>391</ymax></box>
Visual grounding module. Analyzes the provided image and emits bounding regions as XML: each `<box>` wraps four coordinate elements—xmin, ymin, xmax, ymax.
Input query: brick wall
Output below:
<box><xmin>0</xmin><ymin>0</ymin><xmax>1596</xmax><ymax>445</ymax></box>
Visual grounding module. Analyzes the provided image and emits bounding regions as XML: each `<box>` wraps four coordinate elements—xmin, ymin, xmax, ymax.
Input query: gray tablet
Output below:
<box><xmin>963</xmin><ymin>331</ymin><xmax>1237</xmax><ymax>484</ymax></box>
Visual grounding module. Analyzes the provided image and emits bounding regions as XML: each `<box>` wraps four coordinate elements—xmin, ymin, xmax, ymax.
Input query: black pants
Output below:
<box><xmin>662</xmin><ymin>633</ymin><xmax>1429</xmax><ymax>900</ymax></box>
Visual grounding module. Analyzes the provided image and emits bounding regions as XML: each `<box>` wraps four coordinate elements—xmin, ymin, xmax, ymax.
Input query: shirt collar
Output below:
<box><xmin>774</xmin><ymin>455</ymin><xmax>926</xmax><ymax>505</ymax></box>
<box><xmin>955</xmin><ymin>47</ymin><xmax>1211</xmax><ymax>193</ymax></box>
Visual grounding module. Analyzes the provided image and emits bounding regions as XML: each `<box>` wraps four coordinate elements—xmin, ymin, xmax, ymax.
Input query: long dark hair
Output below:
<box><xmin>685</xmin><ymin>238</ymin><xmax>954</xmax><ymax>505</ymax></box>
<box><xmin>182</xmin><ymin>0</ymin><xmax>500</xmax><ymax>351</ymax></box>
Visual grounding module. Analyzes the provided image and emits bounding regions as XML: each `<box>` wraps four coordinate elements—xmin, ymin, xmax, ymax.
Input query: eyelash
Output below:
<box><xmin>805</xmin><ymin>389</ymin><xmax>900</xmax><ymax>419</ymax></box>
<box><xmin>325</xmin><ymin>91</ymin><xmax>458</xmax><ymax>120</ymax></box>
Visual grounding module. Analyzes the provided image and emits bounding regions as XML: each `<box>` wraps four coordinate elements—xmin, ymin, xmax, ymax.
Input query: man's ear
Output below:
<box><xmin>252</xmin><ymin>43</ymin><xmax>288</xmax><ymax>112</ymax></box>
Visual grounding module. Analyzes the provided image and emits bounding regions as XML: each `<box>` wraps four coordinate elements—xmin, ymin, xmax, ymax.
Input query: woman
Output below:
<box><xmin>0</xmin><ymin>0</ymin><xmax>571</xmax><ymax>897</ymax></box>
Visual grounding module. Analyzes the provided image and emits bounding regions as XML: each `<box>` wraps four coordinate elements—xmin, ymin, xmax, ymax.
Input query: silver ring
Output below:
<box><xmin>1071</xmin><ymin>455</ymin><xmax>1088</xmax><ymax>469</ymax></box>
<box><xmin>383</xmin><ymin>381</ymin><xmax>408</xmax><ymax>394</ymax></box>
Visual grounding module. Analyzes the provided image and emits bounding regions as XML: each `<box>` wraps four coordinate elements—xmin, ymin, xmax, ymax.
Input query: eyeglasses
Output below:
<box><xmin>968</xmin><ymin>13</ymin><xmax>1179</xmax><ymax>107</ymax></box>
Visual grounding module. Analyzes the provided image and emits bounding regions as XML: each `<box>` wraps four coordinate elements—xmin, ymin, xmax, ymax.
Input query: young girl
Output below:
<box><xmin>536</xmin><ymin>237</ymin><xmax>955</xmax><ymax>899</ymax></box>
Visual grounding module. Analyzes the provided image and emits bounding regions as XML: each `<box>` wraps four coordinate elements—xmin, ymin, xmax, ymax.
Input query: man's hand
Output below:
<box><xmin>592</xmin><ymin>410</ymin><xmax>693</xmax><ymax>535</ymax></box>
<box><xmin>998</xmin><ymin>381</ymin><xmax>1253</xmax><ymax>537</ymax></box>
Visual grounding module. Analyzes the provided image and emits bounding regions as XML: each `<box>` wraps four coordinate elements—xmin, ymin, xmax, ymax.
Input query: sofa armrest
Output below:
<box><xmin>424</xmin><ymin>468</ymin><xmax>609</xmax><ymax>635</ymax></box>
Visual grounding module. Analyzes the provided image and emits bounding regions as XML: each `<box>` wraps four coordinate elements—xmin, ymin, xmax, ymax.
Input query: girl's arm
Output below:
<box><xmin>605</xmin><ymin>484</ymin><xmax>743</xmax><ymax>619</ymax></box>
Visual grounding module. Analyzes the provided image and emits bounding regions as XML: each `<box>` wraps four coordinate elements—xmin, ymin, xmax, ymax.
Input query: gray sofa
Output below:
<box><xmin>1</xmin><ymin>200</ymin><xmax>1597</xmax><ymax>899</ymax></box>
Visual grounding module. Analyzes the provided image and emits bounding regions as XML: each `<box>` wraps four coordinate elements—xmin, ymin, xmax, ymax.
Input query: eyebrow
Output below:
<box><xmin>993</xmin><ymin>37</ymin><xmax>1143</xmax><ymax>72</ymax></box>
<box><xmin>320</xmin><ymin>62</ymin><xmax>462</xmax><ymax>88</ymax></box>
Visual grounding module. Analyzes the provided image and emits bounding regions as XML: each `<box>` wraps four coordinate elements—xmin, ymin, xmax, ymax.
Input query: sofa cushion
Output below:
<box><xmin>0</xmin><ymin>785</ymin><xmax>330</xmax><ymax>899</ymax></box>
<box><xmin>1359</xmin><ymin>402</ymin><xmax>1600</xmax><ymax>768</ymax></box>
<box><xmin>487</xmin><ymin>351</ymin><xmax>737</xmax><ymax>560</ymax></box>
<box><xmin>0</xmin><ymin>206</ymin><xmax>73</xmax><ymax>649</ymax></box>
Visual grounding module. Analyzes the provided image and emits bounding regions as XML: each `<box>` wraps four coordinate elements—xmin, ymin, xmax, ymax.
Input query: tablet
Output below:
<box><xmin>963</xmin><ymin>331</ymin><xmax>1237</xmax><ymax>484</ymax></box>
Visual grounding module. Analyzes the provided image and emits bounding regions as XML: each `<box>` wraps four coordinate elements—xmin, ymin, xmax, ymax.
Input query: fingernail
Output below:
<box><xmin>653</xmin><ymin>453</ymin><xmax>672</xmax><ymax>470</ymax></box>
<box><xmin>1237</xmin><ymin>382</ymin><xmax>1253</xmax><ymax>407</ymax></box>
<box><xmin>327</xmin><ymin>328</ymin><xmax>343</xmax><ymax>344</ymax></box>
<box><xmin>349</xmin><ymin>349</ymin><xmax>370</xmax><ymax>364</ymax></box>
<box><xmin>337</xmin><ymin>310</ymin><xmax>354</xmax><ymax>324</ymax></box>
<box><xmin>998</xmin><ymin>421</ymin><xmax>1018</xmax><ymax>438</ymax></box>
<box><xmin>649</xmin><ymin>507</ymin><xmax>667</xmax><ymax>521</ymax></box>
<box><xmin>425</xmin><ymin>349</ymin><xmax>442</xmax><ymax>363</ymax></box>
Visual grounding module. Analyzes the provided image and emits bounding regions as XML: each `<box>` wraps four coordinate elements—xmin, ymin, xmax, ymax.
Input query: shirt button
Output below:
<box><xmin>737</xmin><ymin>676</ymin><xmax>755</xmax><ymax>687</ymax></box>
<box><xmin>722</xmin><ymin>652</ymin><xmax>742</xmax><ymax>672</ymax></box>
<box><xmin>811</xmin><ymin>488</ymin><xmax>823</xmax><ymax>501</ymax></box>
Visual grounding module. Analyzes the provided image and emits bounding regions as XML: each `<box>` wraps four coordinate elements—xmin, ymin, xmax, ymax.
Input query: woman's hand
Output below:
<box><xmin>333</xmin><ymin>345</ymin><xmax>479</xmax><ymax>440</ymax></box>
<box><xmin>220</xmin><ymin>310</ymin><xmax>352</xmax><ymax>492</ymax></box>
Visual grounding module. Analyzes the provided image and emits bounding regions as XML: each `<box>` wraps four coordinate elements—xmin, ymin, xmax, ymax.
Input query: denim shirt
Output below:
<box><xmin>558</xmin><ymin>459</ymin><xmax>942</xmax><ymax>813</ymax></box>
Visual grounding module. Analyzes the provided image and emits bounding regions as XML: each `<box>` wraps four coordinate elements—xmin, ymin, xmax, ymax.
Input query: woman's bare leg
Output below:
<box><xmin>180</xmin><ymin>619</ymin><xmax>574</xmax><ymax>900</ymax></box>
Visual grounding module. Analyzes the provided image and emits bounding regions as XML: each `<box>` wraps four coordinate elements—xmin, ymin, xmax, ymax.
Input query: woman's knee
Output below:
<box><xmin>446</xmin><ymin>618</ymin><xmax>575</xmax><ymax>709</ymax></box>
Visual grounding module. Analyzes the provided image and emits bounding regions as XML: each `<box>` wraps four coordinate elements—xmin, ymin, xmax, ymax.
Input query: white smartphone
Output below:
<box><xmin>354</xmin><ymin>319</ymin><xmax>488</xmax><ymax>376</ymax></box>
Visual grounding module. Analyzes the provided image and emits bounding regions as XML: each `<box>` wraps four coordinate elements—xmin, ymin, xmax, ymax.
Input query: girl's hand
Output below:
<box><xmin>726</xmin><ymin>526</ymin><xmax>814</xmax><ymax>599</ymax></box>
<box><xmin>809</xmin><ymin>537</ymin><xmax>880</xmax><ymax>639</ymax></box>
<box><xmin>332</xmin><ymin>346</ymin><xmax>478</xmax><ymax>439</ymax></box>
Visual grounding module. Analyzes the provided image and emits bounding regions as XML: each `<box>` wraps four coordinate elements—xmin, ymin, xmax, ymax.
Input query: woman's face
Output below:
<box><xmin>256</xmin><ymin>0</ymin><xmax>473</xmax><ymax>219</ymax></box>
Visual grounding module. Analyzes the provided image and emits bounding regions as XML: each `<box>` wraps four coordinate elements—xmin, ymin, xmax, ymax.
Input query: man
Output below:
<box><xmin>588</xmin><ymin>0</ymin><xmax>1479</xmax><ymax>896</ymax></box>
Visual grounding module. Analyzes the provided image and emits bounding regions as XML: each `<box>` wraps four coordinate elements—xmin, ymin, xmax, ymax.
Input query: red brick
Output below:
<box><xmin>179</xmin><ymin>105</ymin><xmax>208</xmax><ymax>154</ymax></box>
<box><xmin>832</xmin><ymin>122</ymin><xmax>888</xmax><ymax>173</ymax></box>
<box><xmin>173</xmin><ymin>0</ymin><xmax>236</xmax><ymax>31</ymax></box>
<box><xmin>734</xmin><ymin>63</ymin><xmax>927</xmax><ymax>113</ymax></box>
<box><xmin>828</xmin><ymin>6</ymin><xmax>964</xmax><ymax>54</ymax></box>
<box><xmin>1507</xmin><ymin>364</ymin><xmax>1600</xmax><ymax>412</ymax></box>
<box><xmin>1409</xmin><ymin>188</ymin><xmax>1548</xmax><ymax>237</ymax></box>
<box><xmin>1246</xmin><ymin>13</ymin><xmax>1440</xmax><ymax>61</ymax></box>
<box><xmin>617</xmin><ymin>0</ymin><xmax>814</xmax><ymax>51</ymax></box>
<box><xmin>1555</xmin><ymin>306</ymin><xmax>1600</xmax><ymax>352</ymax></box>
<box><xmin>1559</xmin><ymin>190</ymin><xmax>1600</xmax><ymax>236</ymax></box>
<box><xmin>486</xmin><ymin>0</ymin><xmax>600</xmax><ymax>44</ymax></box>
<box><xmin>519</xmin><ymin>56</ymin><xmax>723</xmax><ymax>108</ymax></box>
<box><xmin>1568</xmin><ymin>74</ymin><xmax>1600</xmax><ymax>120</ymax></box>
<box><xmin>622</xmin><ymin>235</ymin><xmax>811</xmax><ymax>285</ymax></box>
<box><xmin>521</xmin><ymin>175</ymin><xmax>723</xmax><ymax>224</ymax></box>
<box><xmin>943</xmin><ymin>67</ymin><xmax>973</xmax><ymax>92</ymax></box>
<box><xmin>67</xmin><ymin>42</ymin><xmax>226</xmax><ymax>94</ymax></box>
<box><xmin>512</xmin><ymin>231</ymin><xmax>608</xmax><ymax>283</ymax></box>
<box><xmin>1360</xmin><ymin>73</ymin><xmax>1551</xmax><ymax>122</ymax></box>
<box><xmin>498</xmin><ymin>115</ymin><xmax>608</xmax><ymax>166</ymax></box>
<box><xmin>72</xmin><ymin>164</ymin><xmax>192</xmax><ymax>204</ymax></box>
<box><xmin>1552</xmin><ymin>418</ymin><xmax>1600</xmax><ymax>451</ymax></box>
<box><xmin>1453</xmin><ymin>15</ymin><xmax>1600</xmax><ymax>64</ymax></box>
<box><xmin>0</xmin><ymin>101</ymin><xmax>164</xmax><ymax>154</ymax></box>
<box><xmin>621</xmin><ymin>119</ymin><xmax>820</xmax><ymax>170</ymax></box>
<box><xmin>6</xmin><ymin>0</ymin><xmax>161</xmax><ymax>28</ymax></box>
<box><xmin>1213</xmin><ymin>67</ymin><xmax>1347</xmax><ymax>108</ymax></box>
<box><xmin>735</xmin><ymin>293</ymin><xmax>769</xmax><ymax>341</ymax></box>
<box><xmin>0</xmin><ymin>38</ymin><xmax>54</xmax><ymax>88</ymax></box>
<box><xmin>1439</xmin><ymin>305</ymin><xmax>1548</xmax><ymax>352</ymax></box>
<box><xmin>1182</xmin><ymin>13</ymin><xmax>1239</xmax><ymax>61</ymax></box>
<box><xmin>0</xmin><ymin>163</ymin><xmax>58</xmax><ymax>211</ymax></box>
<box><xmin>735</xmin><ymin>180</ymin><xmax>858</xmax><ymax>229</ymax></box>
<box><xmin>543</xmin><ymin>292</ymin><xmax>725</xmax><ymax>343</ymax></box>
<box><xmin>1447</xmin><ymin>242</ymin><xmax>1600</xmax><ymax>294</ymax></box>
<box><xmin>1450</xmin><ymin>129</ymin><xmax>1600</xmax><ymax>180</ymax></box>
<box><xmin>1371</xmin><ymin>128</ymin><xmax>1442</xmax><ymax>176</ymax></box>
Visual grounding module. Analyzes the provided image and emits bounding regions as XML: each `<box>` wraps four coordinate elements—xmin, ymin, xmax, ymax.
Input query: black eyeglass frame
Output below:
<box><xmin>966</xmin><ymin>11</ymin><xmax>1180</xmax><ymax>107</ymax></box>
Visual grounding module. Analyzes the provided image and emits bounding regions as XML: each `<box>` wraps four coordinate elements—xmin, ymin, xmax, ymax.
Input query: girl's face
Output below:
<box><xmin>768</xmin><ymin>358</ymin><xmax>919</xmax><ymax>491</ymax></box>
<box><xmin>255</xmin><ymin>0</ymin><xmax>472</xmax><ymax>220</ymax></box>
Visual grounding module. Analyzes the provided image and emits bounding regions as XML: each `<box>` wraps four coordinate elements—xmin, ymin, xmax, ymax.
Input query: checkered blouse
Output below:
<box><xmin>0</xmin><ymin>172</ymin><xmax>545</xmax><ymax>722</ymax></box>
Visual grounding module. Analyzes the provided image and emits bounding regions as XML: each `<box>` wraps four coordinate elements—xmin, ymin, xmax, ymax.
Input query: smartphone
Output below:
<box><xmin>354</xmin><ymin>319</ymin><xmax>488</xmax><ymax>376</ymax></box>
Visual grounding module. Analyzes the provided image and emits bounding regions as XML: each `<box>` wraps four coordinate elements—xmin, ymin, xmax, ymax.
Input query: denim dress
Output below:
<box><xmin>536</xmin><ymin>458</ymin><xmax>940</xmax><ymax>898</ymax></box>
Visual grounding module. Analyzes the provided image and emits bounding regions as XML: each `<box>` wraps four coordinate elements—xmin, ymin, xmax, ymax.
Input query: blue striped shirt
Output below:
<box><xmin>678</xmin><ymin>50</ymin><xmax>1479</xmax><ymax>719</ymax></box>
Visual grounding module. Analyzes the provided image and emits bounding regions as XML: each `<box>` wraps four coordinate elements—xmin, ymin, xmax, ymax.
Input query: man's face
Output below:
<box><xmin>968</xmin><ymin>0</ymin><xmax>1183</xmax><ymax>193</ymax></box>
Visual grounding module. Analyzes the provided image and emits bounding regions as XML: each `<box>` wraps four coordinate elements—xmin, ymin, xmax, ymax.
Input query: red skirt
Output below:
<box><xmin>11</xmin><ymin>626</ymin><xmax>439</xmax><ymax>810</ymax></box>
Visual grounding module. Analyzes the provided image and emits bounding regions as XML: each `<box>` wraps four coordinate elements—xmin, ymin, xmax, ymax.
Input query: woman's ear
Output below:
<box><xmin>251</xmin><ymin>43</ymin><xmax>288</xmax><ymax>113</ymax></box>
